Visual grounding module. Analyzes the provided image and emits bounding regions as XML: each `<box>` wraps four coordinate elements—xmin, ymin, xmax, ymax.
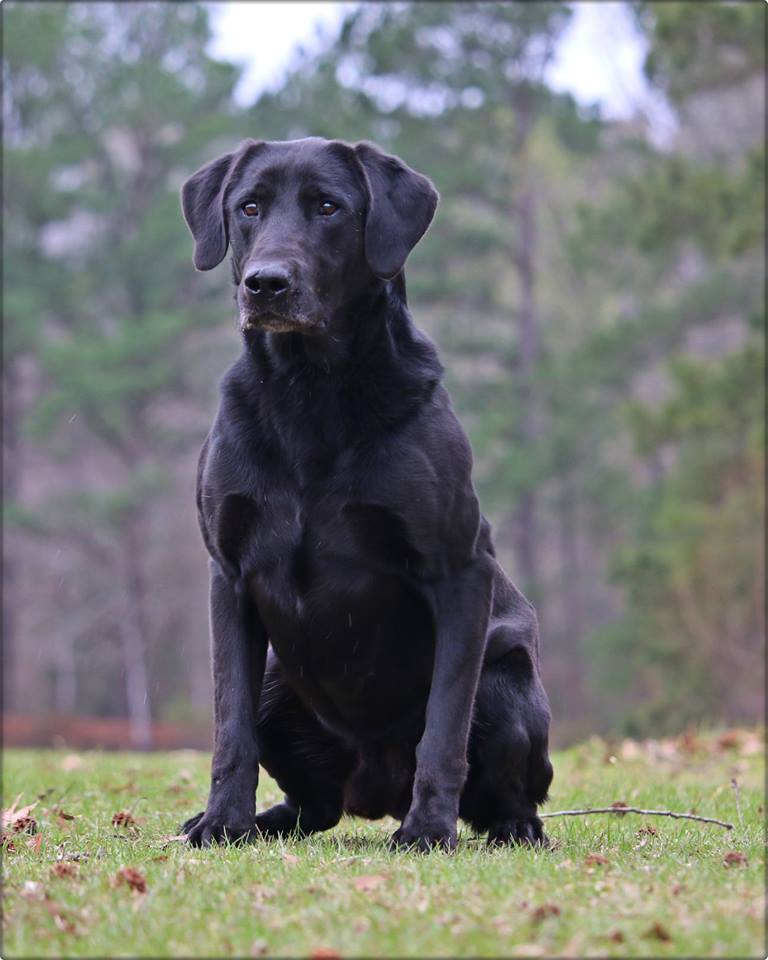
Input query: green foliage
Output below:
<box><xmin>599</xmin><ymin>341</ymin><xmax>765</xmax><ymax>733</ymax></box>
<box><xmin>2</xmin><ymin>2</ymin><xmax>245</xmax><ymax>731</ymax></box>
<box><xmin>576</xmin><ymin>3</ymin><xmax>766</xmax><ymax>736</ymax></box>
<box><xmin>579</xmin><ymin>149</ymin><xmax>765</xmax><ymax>260</ymax></box>
<box><xmin>638</xmin><ymin>0</ymin><xmax>766</xmax><ymax>102</ymax></box>
<box><xmin>4</xmin><ymin>1</ymin><xmax>241</xmax><ymax>497</ymax></box>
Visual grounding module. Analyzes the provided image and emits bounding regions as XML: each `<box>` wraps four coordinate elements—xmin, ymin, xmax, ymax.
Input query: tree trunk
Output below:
<box><xmin>509</xmin><ymin>82</ymin><xmax>542</xmax><ymax>605</ymax></box>
<box><xmin>513</xmin><ymin>181</ymin><xmax>540</xmax><ymax>597</ymax></box>
<box><xmin>119</xmin><ymin>512</ymin><xmax>153</xmax><ymax>749</ymax></box>
<box><xmin>558</xmin><ymin>477</ymin><xmax>587</xmax><ymax>720</ymax></box>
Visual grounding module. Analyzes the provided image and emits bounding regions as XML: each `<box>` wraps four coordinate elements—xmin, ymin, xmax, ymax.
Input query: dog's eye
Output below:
<box><xmin>318</xmin><ymin>200</ymin><xmax>339</xmax><ymax>217</ymax></box>
<box><xmin>242</xmin><ymin>202</ymin><xmax>259</xmax><ymax>217</ymax></box>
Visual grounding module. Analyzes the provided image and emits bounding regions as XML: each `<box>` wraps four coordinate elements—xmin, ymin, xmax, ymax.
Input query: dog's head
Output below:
<box><xmin>181</xmin><ymin>138</ymin><xmax>438</xmax><ymax>335</ymax></box>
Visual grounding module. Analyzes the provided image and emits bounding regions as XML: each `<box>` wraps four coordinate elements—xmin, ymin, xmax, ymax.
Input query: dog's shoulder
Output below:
<box><xmin>358</xmin><ymin>383</ymin><xmax>483</xmax><ymax>575</ymax></box>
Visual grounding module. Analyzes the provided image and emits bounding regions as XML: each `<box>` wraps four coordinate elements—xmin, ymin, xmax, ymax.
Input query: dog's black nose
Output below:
<box><xmin>243</xmin><ymin>264</ymin><xmax>291</xmax><ymax>300</ymax></box>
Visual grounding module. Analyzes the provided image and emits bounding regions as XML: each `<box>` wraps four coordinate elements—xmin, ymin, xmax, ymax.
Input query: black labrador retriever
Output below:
<box><xmin>179</xmin><ymin>137</ymin><xmax>553</xmax><ymax>851</ymax></box>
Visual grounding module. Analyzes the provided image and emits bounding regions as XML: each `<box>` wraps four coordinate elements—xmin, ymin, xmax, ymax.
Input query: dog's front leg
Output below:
<box><xmin>393</xmin><ymin>558</ymin><xmax>492</xmax><ymax>852</ymax></box>
<box><xmin>182</xmin><ymin>561</ymin><xmax>267</xmax><ymax>846</ymax></box>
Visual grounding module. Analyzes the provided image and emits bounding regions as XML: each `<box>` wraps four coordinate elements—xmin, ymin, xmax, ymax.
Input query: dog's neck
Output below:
<box><xmin>233</xmin><ymin>275</ymin><xmax>443</xmax><ymax>434</ymax></box>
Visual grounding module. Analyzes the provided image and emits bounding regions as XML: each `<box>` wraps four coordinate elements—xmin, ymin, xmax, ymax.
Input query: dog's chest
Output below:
<box><xmin>212</xmin><ymin>484</ymin><xmax>383</xmax><ymax>612</ymax></box>
<box><xmin>230</xmin><ymin>485</ymin><xmax>433</xmax><ymax>729</ymax></box>
<box><xmin>204</xmin><ymin>446</ymin><xmax>436</xmax><ymax>732</ymax></box>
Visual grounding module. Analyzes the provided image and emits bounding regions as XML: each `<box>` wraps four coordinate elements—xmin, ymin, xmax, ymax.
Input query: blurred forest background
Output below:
<box><xmin>3</xmin><ymin>1</ymin><xmax>764</xmax><ymax>749</ymax></box>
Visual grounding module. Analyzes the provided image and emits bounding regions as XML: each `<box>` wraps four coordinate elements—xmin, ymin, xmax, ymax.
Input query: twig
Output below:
<box><xmin>730</xmin><ymin>778</ymin><xmax>743</xmax><ymax>827</ymax></box>
<box><xmin>540</xmin><ymin>806</ymin><xmax>733</xmax><ymax>830</ymax></box>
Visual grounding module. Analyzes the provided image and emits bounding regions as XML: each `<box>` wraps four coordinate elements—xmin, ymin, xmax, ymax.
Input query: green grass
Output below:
<box><xmin>2</xmin><ymin>729</ymin><xmax>764</xmax><ymax>958</ymax></box>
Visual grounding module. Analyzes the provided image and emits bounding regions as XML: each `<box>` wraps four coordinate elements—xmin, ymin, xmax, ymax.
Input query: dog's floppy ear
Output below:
<box><xmin>181</xmin><ymin>140</ymin><xmax>266</xmax><ymax>272</ymax></box>
<box><xmin>354</xmin><ymin>142</ymin><xmax>439</xmax><ymax>280</ymax></box>
<box><xmin>181</xmin><ymin>151</ymin><xmax>235</xmax><ymax>271</ymax></box>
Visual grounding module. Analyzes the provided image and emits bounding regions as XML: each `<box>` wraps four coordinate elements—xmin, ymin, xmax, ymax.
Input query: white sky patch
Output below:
<box><xmin>207</xmin><ymin>1</ymin><xmax>352</xmax><ymax>105</ymax></box>
<box><xmin>546</xmin><ymin>3</ymin><xmax>675</xmax><ymax>141</ymax></box>
<box><xmin>547</xmin><ymin>3</ymin><xmax>648</xmax><ymax>117</ymax></box>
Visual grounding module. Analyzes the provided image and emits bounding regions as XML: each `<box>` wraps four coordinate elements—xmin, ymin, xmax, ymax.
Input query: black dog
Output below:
<box><xmin>179</xmin><ymin>138</ymin><xmax>553</xmax><ymax>851</ymax></box>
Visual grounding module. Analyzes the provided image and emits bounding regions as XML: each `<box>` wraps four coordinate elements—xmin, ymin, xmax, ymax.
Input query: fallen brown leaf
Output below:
<box><xmin>531</xmin><ymin>902</ymin><xmax>560</xmax><ymax>923</ymax></box>
<box><xmin>14</xmin><ymin>815</ymin><xmax>38</xmax><ymax>834</ymax></box>
<box><xmin>26</xmin><ymin>833</ymin><xmax>43</xmax><ymax>854</ymax></box>
<box><xmin>717</xmin><ymin>730</ymin><xmax>742</xmax><ymax>751</ymax></box>
<box><xmin>54</xmin><ymin>808</ymin><xmax>77</xmax><ymax>830</ymax></box>
<box><xmin>2</xmin><ymin>795</ymin><xmax>38</xmax><ymax>829</ymax></box>
<box><xmin>584</xmin><ymin>853</ymin><xmax>609</xmax><ymax>866</ymax></box>
<box><xmin>638</xmin><ymin>824</ymin><xmax>658</xmax><ymax>836</ymax></box>
<box><xmin>1</xmin><ymin>832</ymin><xmax>17</xmax><ymax>852</ymax></box>
<box><xmin>645</xmin><ymin>921</ymin><xmax>672</xmax><ymax>942</ymax></box>
<box><xmin>310</xmin><ymin>949</ymin><xmax>341</xmax><ymax>959</ymax></box>
<box><xmin>723</xmin><ymin>851</ymin><xmax>747</xmax><ymax>867</ymax></box>
<box><xmin>677</xmin><ymin>729</ymin><xmax>701</xmax><ymax>754</ymax></box>
<box><xmin>250</xmin><ymin>940</ymin><xmax>269</xmax><ymax>957</ymax></box>
<box><xmin>352</xmin><ymin>873</ymin><xmax>387</xmax><ymax>892</ymax></box>
<box><xmin>114</xmin><ymin>866</ymin><xmax>147</xmax><ymax>894</ymax></box>
<box><xmin>111</xmin><ymin>811</ymin><xmax>138</xmax><ymax>828</ymax></box>
<box><xmin>50</xmin><ymin>862</ymin><xmax>79</xmax><ymax>880</ymax></box>
<box><xmin>608</xmin><ymin>929</ymin><xmax>625</xmax><ymax>943</ymax></box>
<box><xmin>282</xmin><ymin>853</ymin><xmax>299</xmax><ymax>865</ymax></box>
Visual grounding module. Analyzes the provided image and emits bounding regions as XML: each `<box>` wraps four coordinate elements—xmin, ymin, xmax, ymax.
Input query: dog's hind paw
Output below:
<box><xmin>253</xmin><ymin>802</ymin><xmax>300</xmax><ymax>838</ymax></box>
<box><xmin>487</xmin><ymin>816</ymin><xmax>548</xmax><ymax>847</ymax></box>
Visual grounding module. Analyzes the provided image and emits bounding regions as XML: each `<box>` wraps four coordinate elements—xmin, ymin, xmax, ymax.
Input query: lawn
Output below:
<box><xmin>2</xmin><ymin>728</ymin><xmax>764</xmax><ymax>958</ymax></box>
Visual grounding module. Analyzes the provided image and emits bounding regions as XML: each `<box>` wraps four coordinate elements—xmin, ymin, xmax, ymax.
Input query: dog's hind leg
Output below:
<box><xmin>460</xmin><ymin>634</ymin><xmax>553</xmax><ymax>847</ymax></box>
<box><xmin>254</xmin><ymin>655</ymin><xmax>356</xmax><ymax>838</ymax></box>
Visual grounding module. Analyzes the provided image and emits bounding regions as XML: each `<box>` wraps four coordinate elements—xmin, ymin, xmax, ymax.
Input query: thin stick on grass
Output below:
<box><xmin>540</xmin><ymin>806</ymin><xmax>733</xmax><ymax>829</ymax></box>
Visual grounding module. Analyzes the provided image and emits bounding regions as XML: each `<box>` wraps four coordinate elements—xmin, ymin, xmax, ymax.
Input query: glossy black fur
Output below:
<box><xmin>179</xmin><ymin>137</ymin><xmax>553</xmax><ymax>851</ymax></box>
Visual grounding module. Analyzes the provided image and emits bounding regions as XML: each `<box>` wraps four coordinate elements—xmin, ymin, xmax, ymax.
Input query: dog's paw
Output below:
<box><xmin>253</xmin><ymin>802</ymin><xmax>301</xmax><ymax>839</ymax></box>
<box><xmin>487</xmin><ymin>816</ymin><xmax>548</xmax><ymax>847</ymax></box>
<box><xmin>180</xmin><ymin>810</ymin><xmax>253</xmax><ymax>847</ymax></box>
<box><xmin>390</xmin><ymin>820</ymin><xmax>457</xmax><ymax>853</ymax></box>
<box><xmin>180</xmin><ymin>811</ymin><xmax>205</xmax><ymax>835</ymax></box>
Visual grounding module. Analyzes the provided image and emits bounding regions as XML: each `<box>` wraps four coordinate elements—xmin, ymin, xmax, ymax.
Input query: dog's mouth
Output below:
<box><xmin>239</xmin><ymin>310</ymin><xmax>324</xmax><ymax>335</ymax></box>
<box><xmin>237</xmin><ymin>281</ymin><xmax>326</xmax><ymax>335</ymax></box>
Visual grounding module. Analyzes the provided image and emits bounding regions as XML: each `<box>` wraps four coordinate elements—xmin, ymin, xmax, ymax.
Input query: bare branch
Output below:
<box><xmin>540</xmin><ymin>806</ymin><xmax>733</xmax><ymax>830</ymax></box>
